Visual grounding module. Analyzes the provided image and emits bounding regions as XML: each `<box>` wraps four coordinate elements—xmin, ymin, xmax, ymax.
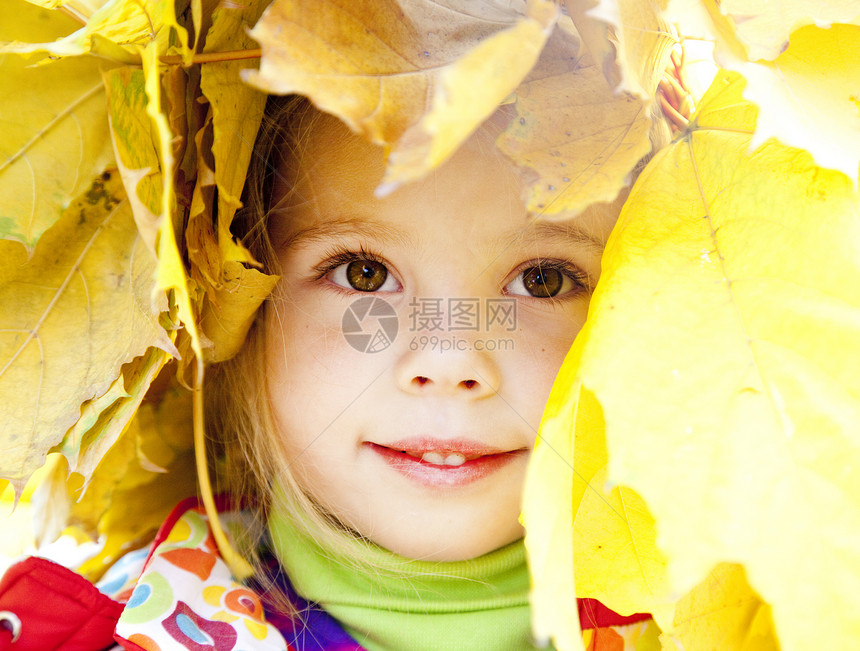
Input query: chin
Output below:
<box><xmin>377</xmin><ymin>525</ymin><xmax>525</xmax><ymax>562</ymax></box>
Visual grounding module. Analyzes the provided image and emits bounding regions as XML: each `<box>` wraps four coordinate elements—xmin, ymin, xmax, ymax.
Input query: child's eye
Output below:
<box><xmin>505</xmin><ymin>263</ymin><xmax>584</xmax><ymax>298</ymax></box>
<box><xmin>327</xmin><ymin>257</ymin><xmax>400</xmax><ymax>292</ymax></box>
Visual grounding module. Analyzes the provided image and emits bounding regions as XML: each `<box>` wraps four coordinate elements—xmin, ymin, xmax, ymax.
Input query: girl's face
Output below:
<box><xmin>265</xmin><ymin>113</ymin><xmax>615</xmax><ymax>561</ymax></box>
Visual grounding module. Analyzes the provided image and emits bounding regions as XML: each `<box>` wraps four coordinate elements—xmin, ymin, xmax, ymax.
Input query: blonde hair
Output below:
<box><xmin>206</xmin><ymin>97</ymin><xmax>406</xmax><ymax>614</ymax></box>
<box><xmin>206</xmin><ymin>94</ymin><xmax>670</xmax><ymax>611</ymax></box>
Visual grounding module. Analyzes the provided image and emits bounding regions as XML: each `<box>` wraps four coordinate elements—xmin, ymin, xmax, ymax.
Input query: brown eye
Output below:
<box><xmin>521</xmin><ymin>266</ymin><xmax>564</xmax><ymax>297</ymax></box>
<box><xmin>346</xmin><ymin>259</ymin><xmax>389</xmax><ymax>291</ymax></box>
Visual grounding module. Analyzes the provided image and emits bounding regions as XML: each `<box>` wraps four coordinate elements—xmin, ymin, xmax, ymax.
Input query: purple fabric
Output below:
<box><xmin>257</xmin><ymin>569</ymin><xmax>366</xmax><ymax>651</ymax></box>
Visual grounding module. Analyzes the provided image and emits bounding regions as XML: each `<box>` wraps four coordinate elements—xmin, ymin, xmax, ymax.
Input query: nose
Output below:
<box><xmin>394</xmin><ymin>344</ymin><xmax>501</xmax><ymax>398</ymax></box>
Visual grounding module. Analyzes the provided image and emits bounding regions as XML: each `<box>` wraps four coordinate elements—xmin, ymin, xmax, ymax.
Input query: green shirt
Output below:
<box><xmin>269</xmin><ymin>513</ymin><xmax>544</xmax><ymax>650</ymax></box>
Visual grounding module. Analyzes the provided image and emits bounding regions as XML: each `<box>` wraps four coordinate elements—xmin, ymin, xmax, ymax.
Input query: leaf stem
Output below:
<box><xmin>59</xmin><ymin>5</ymin><xmax>89</xmax><ymax>24</ymax></box>
<box><xmin>159</xmin><ymin>48</ymin><xmax>262</xmax><ymax>65</ymax></box>
<box><xmin>193</xmin><ymin>360</ymin><xmax>254</xmax><ymax>580</ymax></box>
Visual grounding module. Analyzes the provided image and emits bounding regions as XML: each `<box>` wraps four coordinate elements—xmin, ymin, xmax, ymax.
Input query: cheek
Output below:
<box><xmin>262</xmin><ymin>300</ymin><xmax>349</xmax><ymax>442</ymax></box>
<box><xmin>511</xmin><ymin>309</ymin><xmax>585</xmax><ymax>405</ymax></box>
<box><xmin>265</xmin><ymin>291</ymin><xmax>348</xmax><ymax>364</ymax></box>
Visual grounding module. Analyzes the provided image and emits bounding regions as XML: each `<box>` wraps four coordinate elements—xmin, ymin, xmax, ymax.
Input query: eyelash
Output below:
<box><xmin>312</xmin><ymin>245</ymin><xmax>389</xmax><ymax>278</ymax></box>
<box><xmin>312</xmin><ymin>247</ymin><xmax>589</xmax><ymax>297</ymax></box>
<box><xmin>505</xmin><ymin>259</ymin><xmax>590</xmax><ymax>297</ymax></box>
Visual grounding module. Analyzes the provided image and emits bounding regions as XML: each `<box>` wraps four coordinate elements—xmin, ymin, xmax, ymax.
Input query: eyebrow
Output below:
<box><xmin>497</xmin><ymin>221</ymin><xmax>607</xmax><ymax>255</ymax></box>
<box><xmin>277</xmin><ymin>216</ymin><xmax>411</xmax><ymax>251</ymax></box>
<box><xmin>277</xmin><ymin>214</ymin><xmax>606</xmax><ymax>256</ymax></box>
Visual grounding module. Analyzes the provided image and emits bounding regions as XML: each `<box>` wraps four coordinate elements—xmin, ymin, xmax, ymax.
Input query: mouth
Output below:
<box><xmin>365</xmin><ymin>438</ymin><xmax>528</xmax><ymax>487</ymax></box>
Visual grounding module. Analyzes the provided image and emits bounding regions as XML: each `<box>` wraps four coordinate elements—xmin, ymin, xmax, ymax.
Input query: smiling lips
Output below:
<box><xmin>366</xmin><ymin>438</ymin><xmax>527</xmax><ymax>487</ymax></box>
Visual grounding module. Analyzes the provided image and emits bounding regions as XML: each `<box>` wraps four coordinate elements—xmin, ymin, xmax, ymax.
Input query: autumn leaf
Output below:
<box><xmin>664</xmin><ymin>2</ymin><xmax>860</xmax><ymax>183</ymax></box>
<box><xmin>522</xmin><ymin>351</ymin><xmax>582</xmax><ymax>651</ymax></box>
<box><xmin>735</xmin><ymin>24</ymin><xmax>860</xmax><ymax>183</ymax></box>
<box><xmin>5</xmin><ymin>0</ymin><xmax>190</xmax><ymax>61</ymax></box>
<box><xmin>561</xmin><ymin>70</ymin><xmax>860</xmax><ymax>649</ymax></box>
<box><xmin>569</xmin><ymin>386</ymin><xmax>674</xmax><ymax>629</ymax></box>
<box><xmin>0</xmin><ymin>1</ymin><xmax>115</xmax><ymax>249</ymax></box>
<box><xmin>29</xmin><ymin>374</ymin><xmax>196</xmax><ymax>580</ymax></box>
<box><xmin>665</xmin><ymin>563</ymin><xmax>779</xmax><ymax>651</ymax></box>
<box><xmin>53</xmin><ymin>345</ymin><xmax>172</xmax><ymax>483</ymax></box>
<box><xmin>199</xmin><ymin>0</ymin><xmax>269</xmax><ymax>260</ymax></box>
<box><xmin>105</xmin><ymin>60</ymin><xmax>203</xmax><ymax>374</ymax></box>
<box><xmin>185</xmin><ymin>137</ymin><xmax>279</xmax><ymax>363</ymax></box>
<box><xmin>245</xmin><ymin>0</ymin><xmax>671</xmax><ymax>218</ymax></box>
<box><xmin>6</xmin><ymin>0</ymin><xmax>82</xmax><ymax>41</ymax></box>
<box><xmin>0</xmin><ymin>173</ymin><xmax>175</xmax><ymax>493</ymax></box>
<box><xmin>71</xmin><ymin>382</ymin><xmax>197</xmax><ymax>580</ymax></box>
<box><xmin>710</xmin><ymin>0</ymin><xmax>860</xmax><ymax>61</ymax></box>
<box><xmin>104</xmin><ymin>66</ymin><xmax>163</xmax><ymax>251</ymax></box>
<box><xmin>245</xmin><ymin>0</ymin><xmax>558</xmax><ymax>192</ymax></box>
<box><xmin>23</xmin><ymin>0</ymin><xmax>105</xmax><ymax>13</ymax></box>
<box><xmin>184</xmin><ymin>117</ymin><xmax>279</xmax><ymax>362</ymax></box>
<box><xmin>524</xmin><ymin>376</ymin><xmax>673</xmax><ymax>651</ymax></box>
<box><xmin>380</xmin><ymin>0</ymin><xmax>557</xmax><ymax>192</ymax></box>
<box><xmin>496</xmin><ymin>20</ymin><xmax>659</xmax><ymax>218</ymax></box>
<box><xmin>563</xmin><ymin>0</ymin><xmax>674</xmax><ymax>98</ymax></box>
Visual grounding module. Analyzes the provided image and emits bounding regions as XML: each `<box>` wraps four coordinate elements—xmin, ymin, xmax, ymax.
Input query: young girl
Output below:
<box><xmin>0</xmin><ymin>97</ymin><xmax>654</xmax><ymax>650</ymax></box>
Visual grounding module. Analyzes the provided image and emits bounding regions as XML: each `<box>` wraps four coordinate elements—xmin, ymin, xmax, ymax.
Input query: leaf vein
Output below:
<box><xmin>0</xmin><ymin>199</ymin><xmax>125</xmax><ymax>385</ymax></box>
<box><xmin>0</xmin><ymin>82</ymin><xmax>103</xmax><ymax>176</ymax></box>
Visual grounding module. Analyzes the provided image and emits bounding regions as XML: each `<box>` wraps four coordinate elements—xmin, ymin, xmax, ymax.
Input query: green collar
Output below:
<box><xmin>269</xmin><ymin>513</ymin><xmax>541</xmax><ymax>650</ymax></box>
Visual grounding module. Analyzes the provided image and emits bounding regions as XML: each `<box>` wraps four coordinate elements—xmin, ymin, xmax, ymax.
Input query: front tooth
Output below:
<box><xmin>420</xmin><ymin>451</ymin><xmax>467</xmax><ymax>466</ymax></box>
<box><xmin>421</xmin><ymin>451</ymin><xmax>446</xmax><ymax>465</ymax></box>
<box><xmin>443</xmin><ymin>452</ymin><xmax>466</xmax><ymax>466</ymax></box>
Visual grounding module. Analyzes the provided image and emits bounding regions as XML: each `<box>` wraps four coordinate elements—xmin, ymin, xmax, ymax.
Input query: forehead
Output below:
<box><xmin>269</xmin><ymin>109</ymin><xmax>616</xmax><ymax>251</ymax></box>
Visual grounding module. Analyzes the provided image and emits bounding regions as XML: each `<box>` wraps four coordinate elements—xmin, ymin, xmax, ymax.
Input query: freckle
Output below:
<box><xmin>519</xmin><ymin>117</ymin><xmax>526</xmax><ymax>125</ymax></box>
<box><xmin>548</xmin><ymin>185</ymin><xmax>555</xmax><ymax>191</ymax></box>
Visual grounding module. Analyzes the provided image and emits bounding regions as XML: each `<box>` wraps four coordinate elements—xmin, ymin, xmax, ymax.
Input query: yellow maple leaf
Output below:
<box><xmin>665</xmin><ymin>563</ymin><xmax>779</xmax><ymax>651</ymax></box>
<box><xmin>139</xmin><ymin>41</ymin><xmax>203</xmax><ymax>362</ymax></box>
<box><xmin>184</xmin><ymin>114</ymin><xmax>279</xmax><ymax>363</ymax></box>
<box><xmin>735</xmin><ymin>23</ymin><xmax>860</xmax><ymax>183</ymax></box>
<box><xmin>524</xmin><ymin>376</ymin><xmax>673</xmax><ymax>651</ymax></box>
<box><xmin>496</xmin><ymin>19</ymin><xmax>659</xmax><ymax>218</ymax></box>
<box><xmin>0</xmin><ymin>173</ymin><xmax>176</xmax><ymax>494</ymax></box>
<box><xmin>53</xmin><ymin>345</ymin><xmax>172</xmax><ymax>482</ymax></box>
<box><xmin>27</xmin><ymin>373</ymin><xmax>195</xmax><ymax>579</ymax></box>
<box><xmin>563</xmin><ymin>0</ymin><xmax>674</xmax><ymax>99</ymax></box>
<box><xmin>104</xmin><ymin>59</ymin><xmax>203</xmax><ymax>367</ymax></box>
<box><xmin>23</xmin><ymin>0</ymin><xmax>100</xmax><ymax>10</ymax></box>
<box><xmin>71</xmin><ymin>382</ymin><xmax>197</xmax><ymax>580</ymax></box>
<box><xmin>5</xmin><ymin>0</ymin><xmax>190</xmax><ymax>61</ymax></box>
<box><xmin>665</xmin><ymin>1</ymin><xmax>860</xmax><ymax>183</ymax></box>
<box><xmin>714</xmin><ymin>0</ymin><xmax>860</xmax><ymax>61</ymax></box>
<box><xmin>569</xmin><ymin>386</ymin><xmax>674</xmax><ymax>629</ymax></box>
<box><xmin>245</xmin><ymin>0</ymin><xmax>557</xmax><ymax>192</ymax></box>
<box><xmin>522</xmin><ymin>355</ymin><xmax>582</xmax><ymax>650</ymax></box>
<box><xmin>199</xmin><ymin>0</ymin><xmax>268</xmax><ymax>264</ymax></box>
<box><xmin>0</xmin><ymin>1</ymin><xmax>115</xmax><ymax>249</ymax></box>
<box><xmin>104</xmin><ymin>66</ymin><xmax>163</xmax><ymax>252</ymax></box>
<box><xmin>557</xmin><ymin>69</ymin><xmax>860</xmax><ymax>649</ymax></box>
